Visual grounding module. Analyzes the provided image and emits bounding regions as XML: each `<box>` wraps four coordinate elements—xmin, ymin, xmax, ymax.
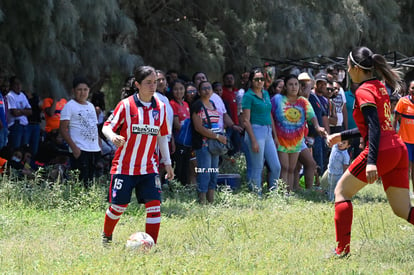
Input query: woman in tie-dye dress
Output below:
<box><xmin>271</xmin><ymin>74</ymin><xmax>326</xmax><ymax>191</ymax></box>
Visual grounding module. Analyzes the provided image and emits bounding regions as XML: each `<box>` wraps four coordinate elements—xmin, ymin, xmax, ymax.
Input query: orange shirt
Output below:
<box><xmin>43</xmin><ymin>98</ymin><xmax>67</xmax><ymax>132</ymax></box>
<box><xmin>395</xmin><ymin>95</ymin><xmax>414</xmax><ymax>144</ymax></box>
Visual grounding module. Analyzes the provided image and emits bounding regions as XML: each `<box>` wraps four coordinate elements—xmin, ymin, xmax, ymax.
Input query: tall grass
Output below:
<box><xmin>1</xmin><ymin>170</ymin><xmax>414</xmax><ymax>274</ymax></box>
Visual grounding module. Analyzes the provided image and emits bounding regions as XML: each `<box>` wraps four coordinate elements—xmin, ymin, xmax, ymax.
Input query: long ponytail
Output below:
<box><xmin>349</xmin><ymin>47</ymin><xmax>402</xmax><ymax>93</ymax></box>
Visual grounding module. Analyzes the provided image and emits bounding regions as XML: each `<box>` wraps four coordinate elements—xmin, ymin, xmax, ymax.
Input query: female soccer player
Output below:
<box><xmin>101</xmin><ymin>66</ymin><xmax>174</xmax><ymax>245</ymax></box>
<box><xmin>326</xmin><ymin>46</ymin><xmax>413</xmax><ymax>257</ymax></box>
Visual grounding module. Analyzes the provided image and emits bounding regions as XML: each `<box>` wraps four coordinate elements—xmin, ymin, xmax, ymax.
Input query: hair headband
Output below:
<box><xmin>349</xmin><ymin>52</ymin><xmax>372</xmax><ymax>71</ymax></box>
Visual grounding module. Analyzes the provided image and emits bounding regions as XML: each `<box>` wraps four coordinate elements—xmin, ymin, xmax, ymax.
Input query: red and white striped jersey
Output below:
<box><xmin>104</xmin><ymin>94</ymin><xmax>170</xmax><ymax>175</ymax></box>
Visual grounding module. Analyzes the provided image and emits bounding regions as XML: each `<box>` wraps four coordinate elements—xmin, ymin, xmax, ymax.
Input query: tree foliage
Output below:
<box><xmin>0</xmin><ymin>0</ymin><xmax>413</xmax><ymax>97</ymax></box>
<box><xmin>122</xmin><ymin>0</ymin><xmax>414</xmax><ymax>79</ymax></box>
<box><xmin>0</xmin><ymin>0</ymin><xmax>141</xmax><ymax>97</ymax></box>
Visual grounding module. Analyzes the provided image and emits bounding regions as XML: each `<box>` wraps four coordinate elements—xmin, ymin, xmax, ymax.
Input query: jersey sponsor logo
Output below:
<box><xmin>152</xmin><ymin>110</ymin><xmax>159</xmax><ymax>121</ymax></box>
<box><xmin>132</xmin><ymin>124</ymin><xmax>159</xmax><ymax>135</ymax></box>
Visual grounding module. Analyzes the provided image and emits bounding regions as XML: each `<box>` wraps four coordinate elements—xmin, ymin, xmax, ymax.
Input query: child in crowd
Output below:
<box><xmin>327</xmin><ymin>139</ymin><xmax>351</xmax><ymax>201</ymax></box>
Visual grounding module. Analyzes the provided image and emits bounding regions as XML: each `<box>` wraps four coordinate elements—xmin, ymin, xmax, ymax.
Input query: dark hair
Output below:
<box><xmin>192</xmin><ymin>80</ymin><xmax>211</xmax><ymax>102</ymax></box>
<box><xmin>191</xmin><ymin>72</ymin><xmax>208</xmax><ymax>83</ymax></box>
<box><xmin>222</xmin><ymin>71</ymin><xmax>234</xmax><ymax>80</ymax></box>
<box><xmin>9</xmin><ymin>76</ymin><xmax>20</xmax><ymax>86</ymax></box>
<box><xmin>247</xmin><ymin>67</ymin><xmax>263</xmax><ymax>89</ymax></box>
<box><xmin>133</xmin><ymin>66</ymin><xmax>156</xmax><ymax>84</ymax></box>
<box><xmin>281</xmin><ymin>74</ymin><xmax>299</xmax><ymax>96</ymax></box>
<box><xmin>170</xmin><ymin>79</ymin><xmax>186</xmax><ymax>91</ymax></box>
<box><xmin>72</xmin><ymin>76</ymin><xmax>89</xmax><ymax>89</ymax></box>
<box><xmin>212</xmin><ymin>81</ymin><xmax>222</xmax><ymax>90</ymax></box>
<box><xmin>155</xmin><ymin>69</ymin><xmax>166</xmax><ymax>78</ymax></box>
<box><xmin>389</xmin><ymin>94</ymin><xmax>400</xmax><ymax>103</ymax></box>
<box><xmin>326</xmin><ymin>66</ymin><xmax>337</xmax><ymax>74</ymax></box>
<box><xmin>198</xmin><ymin>80</ymin><xmax>211</xmax><ymax>92</ymax></box>
<box><xmin>349</xmin><ymin>46</ymin><xmax>402</xmax><ymax>92</ymax></box>
<box><xmin>185</xmin><ymin>81</ymin><xmax>196</xmax><ymax>90</ymax></box>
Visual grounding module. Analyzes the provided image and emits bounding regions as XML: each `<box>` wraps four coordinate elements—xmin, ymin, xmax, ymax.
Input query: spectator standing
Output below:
<box><xmin>0</xmin><ymin>85</ymin><xmax>8</xmax><ymax>151</ymax></box>
<box><xmin>43</xmin><ymin>96</ymin><xmax>67</xmax><ymax>134</ymax></box>
<box><xmin>221</xmin><ymin>71</ymin><xmax>243</xmax><ymax>155</ymax></box>
<box><xmin>192</xmin><ymin>72</ymin><xmax>239</xmax><ymax>138</ymax></box>
<box><xmin>329</xmin><ymin>81</ymin><xmax>347</xmax><ymax>134</ymax></box>
<box><xmin>91</xmin><ymin>90</ymin><xmax>106</xmax><ymax>124</ymax></box>
<box><xmin>185</xmin><ymin>82</ymin><xmax>197</xmax><ymax>106</ymax></box>
<box><xmin>294</xmin><ymin>72</ymin><xmax>318</xmax><ymax>190</ymax></box>
<box><xmin>191</xmin><ymin>80</ymin><xmax>227</xmax><ymax>204</ymax></box>
<box><xmin>184</xmin><ymin>82</ymin><xmax>198</xmax><ymax>186</ymax></box>
<box><xmin>271</xmin><ymin>74</ymin><xmax>325</xmax><ymax>192</ymax></box>
<box><xmin>308</xmin><ymin>73</ymin><xmax>330</xmax><ymax>175</ymax></box>
<box><xmin>394</xmin><ymin>80</ymin><xmax>414</xmax><ymax>196</ymax></box>
<box><xmin>242</xmin><ymin>67</ymin><xmax>281</xmax><ymax>195</ymax></box>
<box><xmin>59</xmin><ymin>77</ymin><xmax>101</xmax><ymax>186</ymax></box>
<box><xmin>344</xmin><ymin>83</ymin><xmax>361</xmax><ymax>159</ymax></box>
<box><xmin>155</xmin><ymin>70</ymin><xmax>174</xmax><ymax>184</ymax></box>
<box><xmin>6</xmin><ymin>77</ymin><xmax>32</xmax><ymax>150</ymax></box>
<box><xmin>327</xmin><ymin>140</ymin><xmax>351</xmax><ymax>201</ymax></box>
<box><xmin>170</xmin><ymin>79</ymin><xmax>191</xmax><ymax>186</ymax></box>
<box><xmin>23</xmin><ymin>89</ymin><xmax>42</xmax><ymax>156</ymax></box>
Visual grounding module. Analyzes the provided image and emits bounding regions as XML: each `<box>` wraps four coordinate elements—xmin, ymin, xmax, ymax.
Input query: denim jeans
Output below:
<box><xmin>195</xmin><ymin>146</ymin><xmax>219</xmax><ymax>193</ymax></box>
<box><xmin>245</xmin><ymin>124</ymin><xmax>281</xmax><ymax>194</ymax></box>
<box><xmin>328</xmin><ymin>173</ymin><xmax>342</xmax><ymax>201</ymax></box>
<box><xmin>312</xmin><ymin>135</ymin><xmax>327</xmax><ymax>175</ymax></box>
<box><xmin>8</xmin><ymin>123</ymin><xmax>27</xmax><ymax>150</ymax></box>
<box><xmin>24</xmin><ymin>123</ymin><xmax>40</xmax><ymax>156</ymax></box>
<box><xmin>240</xmin><ymin>132</ymin><xmax>252</xmax><ymax>180</ymax></box>
<box><xmin>0</xmin><ymin>127</ymin><xmax>8</xmax><ymax>149</ymax></box>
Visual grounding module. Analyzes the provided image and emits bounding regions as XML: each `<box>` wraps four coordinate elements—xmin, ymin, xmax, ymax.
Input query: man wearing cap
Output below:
<box><xmin>308</xmin><ymin>72</ymin><xmax>330</xmax><ymax>175</ymax></box>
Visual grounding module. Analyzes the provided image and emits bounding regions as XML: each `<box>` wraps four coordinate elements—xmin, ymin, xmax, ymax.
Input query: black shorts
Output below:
<box><xmin>109</xmin><ymin>173</ymin><xmax>161</xmax><ymax>204</ymax></box>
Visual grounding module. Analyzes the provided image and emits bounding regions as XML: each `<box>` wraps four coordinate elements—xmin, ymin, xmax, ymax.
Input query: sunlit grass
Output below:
<box><xmin>1</xmin><ymin>173</ymin><xmax>414</xmax><ymax>274</ymax></box>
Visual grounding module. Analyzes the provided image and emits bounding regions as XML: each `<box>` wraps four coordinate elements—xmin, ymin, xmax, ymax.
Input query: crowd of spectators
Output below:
<box><xmin>0</xmin><ymin>65</ymin><xmax>411</xmax><ymax>202</ymax></box>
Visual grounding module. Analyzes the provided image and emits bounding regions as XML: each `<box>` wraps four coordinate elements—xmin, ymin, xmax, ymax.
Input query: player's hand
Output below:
<box><xmin>326</xmin><ymin>133</ymin><xmax>341</xmax><ymax>147</ymax></box>
<box><xmin>366</xmin><ymin>164</ymin><xmax>378</xmax><ymax>184</ymax></box>
<box><xmin>164</xmin><ymin>165</ymin><xmax>174</xmax><ymax>181</ymax></box>
<box><xmin>112</xmin><ymin>135</ymin><xmax>126</xmax><ymax>148</ymax></box>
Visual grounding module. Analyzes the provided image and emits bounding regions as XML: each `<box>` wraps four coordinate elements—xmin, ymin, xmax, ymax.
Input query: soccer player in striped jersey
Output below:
<box><xmin>101</xmin><ymin>66</ymin><xmax>174</xmax><ymax>245</ymax></box>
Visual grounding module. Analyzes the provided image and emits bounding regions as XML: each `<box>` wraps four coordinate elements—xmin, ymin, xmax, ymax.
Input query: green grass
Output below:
<box><xmin>1</xmin><ymin>172</ymin><xmax>414</xmax><ymax>274</ymax></box>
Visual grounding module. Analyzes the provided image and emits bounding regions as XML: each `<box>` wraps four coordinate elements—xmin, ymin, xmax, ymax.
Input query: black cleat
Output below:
<box><xmin>102</xmin><ymin>233</ymin><xmax>112</xmax><ymax>246</ymax></box>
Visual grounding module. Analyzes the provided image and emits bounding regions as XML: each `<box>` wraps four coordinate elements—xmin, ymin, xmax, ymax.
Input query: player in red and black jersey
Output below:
<box><xmin>327</xmin><ymin>46</ymin><xmax>413</xmax><ymax>257</ymax></box>
<box><xmin>101</xmin><ymin>66</ymin><xmax>174</xmax><ymax>245</ymax></box>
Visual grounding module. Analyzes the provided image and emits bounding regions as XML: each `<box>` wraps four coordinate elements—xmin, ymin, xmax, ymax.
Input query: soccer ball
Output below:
<box><xmin>126</xmin><ymin>232</ymin><xmax>155</xmax><ymax>251</ymax></box>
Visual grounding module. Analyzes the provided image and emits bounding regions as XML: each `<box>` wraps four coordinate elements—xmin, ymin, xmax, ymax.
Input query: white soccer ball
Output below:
<box><xmin>125</xmin><ymin>232</ymin><xmax>155</xmax><ymax>251</ymax></box>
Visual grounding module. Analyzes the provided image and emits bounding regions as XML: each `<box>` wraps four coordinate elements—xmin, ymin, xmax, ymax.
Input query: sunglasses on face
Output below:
<box><xmin>253</xmin><ymin>77</ymin><xmax>265</xmax><ymax>82</ymax></box>
<box><xmin>187</xmin><ymin>89</ymin><xmax>197</xmax><ymax>94</ymax></box>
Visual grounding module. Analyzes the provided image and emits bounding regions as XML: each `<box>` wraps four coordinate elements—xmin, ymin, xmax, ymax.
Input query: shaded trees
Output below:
<box><xmin>0</xmin><ymin>0</ymin><xmax>413</xmax><ymax>98</ymax></box>
<box><xmin>0</xmin><ymin>0</ymin><xmax>141</xmax><ymax>97</ymax></box>
<box><xmin>123</xmin><ymin>0</ymin><xmax>414</xmax><ymax>79</ymax></box>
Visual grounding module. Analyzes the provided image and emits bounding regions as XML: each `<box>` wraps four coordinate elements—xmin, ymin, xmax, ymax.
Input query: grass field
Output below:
<box><xmin>1</xmin><ymin>171</ymin><xmax>414</xmax><ymax>274</ymax></box>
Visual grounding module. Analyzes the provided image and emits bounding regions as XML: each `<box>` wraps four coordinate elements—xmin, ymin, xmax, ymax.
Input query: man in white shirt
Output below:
<box><xmin>6</xmin><ymin>77</ymin><xmax>32</xmax><ymax>150</ymax></box>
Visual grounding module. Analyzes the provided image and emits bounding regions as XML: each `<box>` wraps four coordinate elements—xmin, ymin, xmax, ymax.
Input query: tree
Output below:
<box><xmin>0</xmin><ymin>0</ymin><xmax>141</xmax><ymax>97</ymax></box>
<box><xmin>121</xmin><ymin>0</ymin><xmax>414</xmax><ymax>79</ymax></box>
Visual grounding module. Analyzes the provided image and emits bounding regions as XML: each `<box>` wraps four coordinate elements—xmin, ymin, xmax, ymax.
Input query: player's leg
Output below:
<box><xmin>386</xmin><ymin>186</ymin><xmax>411</xmax><ymax>220</ymax></box>
<box><xmin>103</xmin><ymin>174</ymin><xmax>134</xmax><ymax>243</ymax></box>
<box><xmin>334</xmin><ymin>170</ymin><xmax>368</xmax><ymax>255</ymax></box>
<box><xmin>136</xmin><ymin>173</ymin><xmax>162</xmax><ymax>244</ymax></box>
